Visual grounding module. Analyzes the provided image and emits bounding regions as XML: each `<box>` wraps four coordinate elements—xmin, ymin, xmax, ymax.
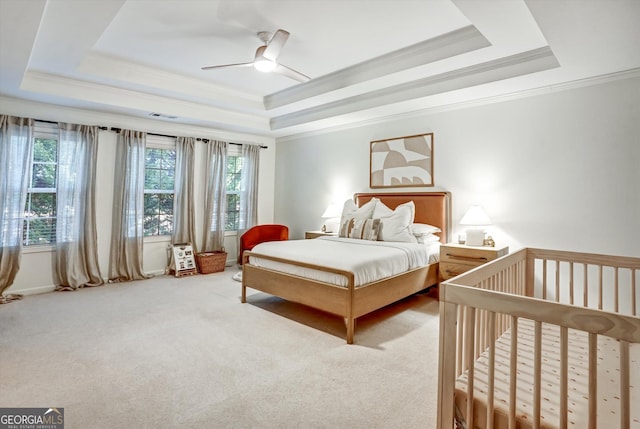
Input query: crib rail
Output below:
<box><xmin>437</xmin><ymin>248</ymin><xmax>640</xmax><ymax>429</ymax></box>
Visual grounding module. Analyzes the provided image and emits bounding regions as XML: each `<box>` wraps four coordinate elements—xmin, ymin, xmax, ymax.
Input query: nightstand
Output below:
<box><xmin>305</xmin><ymin>230</ymin><xmax>338</xmax><ymax>239</ymax></box>
<box><xmin>440</xmin><ymin>243</ymin><xmax>508</xmax><ymax>281</ymax></box>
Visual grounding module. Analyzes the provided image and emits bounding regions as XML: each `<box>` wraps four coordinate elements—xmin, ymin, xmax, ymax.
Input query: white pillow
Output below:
<box><xmin>339</xmin><ymin>198</ymin><xmax>377</xmax><ymax>238</ymax></box>
<box><xmin>411</xmin><ymin>223</ymin><xmax>442</xmax><ymax>236</ymax></box>
<box><xmin>416</xmin><ymin>234</ymin><xmax>441</xmax><ymax>244</ymax></box>
<box><xmin>377</xmin><ymin>201</ymin><xmax>417</xmax><ymax>243</ymax></box>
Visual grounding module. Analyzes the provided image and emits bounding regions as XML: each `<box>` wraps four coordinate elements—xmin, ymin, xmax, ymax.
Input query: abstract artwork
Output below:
<box><xmin>370</xmin><ymin>133</ymin><xmax>434</xmax><ymax>188</ymax></box>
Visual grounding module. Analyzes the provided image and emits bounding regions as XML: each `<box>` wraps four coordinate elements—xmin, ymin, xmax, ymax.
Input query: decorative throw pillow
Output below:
<box><xmin>339</xmin><ymin>198</ymin><xmax>377</xmax><ymax>237</ymax></box>
<box><xmin>347</xmin><ymin>218</ymin><xmax>381</xmax><ymax>241</ymax></box>
<box><xmin>377</xmin><ymin>201</ymin><xmax>417</xmax><ymax>243</ymax></box>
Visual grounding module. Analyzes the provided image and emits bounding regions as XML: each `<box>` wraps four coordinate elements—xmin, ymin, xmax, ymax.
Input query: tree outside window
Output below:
<box><xmin>144</xmin><ymin>147</ymin><xmax>175</xmax><ymax>236</ymax></box>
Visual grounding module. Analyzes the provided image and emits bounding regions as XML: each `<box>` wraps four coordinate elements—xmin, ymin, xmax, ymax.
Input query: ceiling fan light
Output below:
<box><xmin>254</xmin><ymin>58</ymin><xmax>277</xmax><ymax>72</ymax></box>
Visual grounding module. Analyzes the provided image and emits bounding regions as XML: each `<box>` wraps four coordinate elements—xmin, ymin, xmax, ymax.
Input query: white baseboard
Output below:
<box><xmin>11</xmin><ymin>284</ymin><xmax>56</xmax><ymax>296</ymax></box>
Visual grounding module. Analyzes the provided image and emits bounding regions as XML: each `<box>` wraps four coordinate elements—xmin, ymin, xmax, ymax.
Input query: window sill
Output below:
<box><xmin>22</xmin><ymin>245</ymin><xmax>55</xmax><ymax>254</ymax></box>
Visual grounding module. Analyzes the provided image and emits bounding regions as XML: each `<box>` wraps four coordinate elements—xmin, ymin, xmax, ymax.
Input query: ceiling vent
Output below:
<box><xmin>149</xmin><ymin>112</ymin><xmax>178</xmax><ymax>119</ymax></box>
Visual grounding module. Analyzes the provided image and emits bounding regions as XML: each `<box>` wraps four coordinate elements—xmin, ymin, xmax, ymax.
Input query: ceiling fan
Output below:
<box><xmin>201</xmin><ymin>29</ymin><xmax>310</xmax><ymax>83</ymax></box>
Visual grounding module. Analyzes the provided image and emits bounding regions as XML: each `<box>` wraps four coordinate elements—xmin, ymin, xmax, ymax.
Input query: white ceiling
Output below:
<box><xmin>1</xmin><ymin>0</ymin><xmax>639</xmax><ymax>139</ymax></box>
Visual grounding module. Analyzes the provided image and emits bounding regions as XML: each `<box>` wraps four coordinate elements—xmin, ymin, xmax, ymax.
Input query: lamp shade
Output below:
<box><xmin>321</xmin><ymin>204</ymin><xmax>342</xmax><ymax>219</ymax></box>
<box><xmin>460</xmin><ymin>205</ymin><xmax>491</xmax><ymax>226</ymax></box>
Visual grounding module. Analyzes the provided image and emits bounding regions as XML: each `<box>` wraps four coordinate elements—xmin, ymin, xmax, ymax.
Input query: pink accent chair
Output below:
<box><xmin>238</xmin><ymin>224</ymin><xmax>289</xmax><ymax>264</ymax></box>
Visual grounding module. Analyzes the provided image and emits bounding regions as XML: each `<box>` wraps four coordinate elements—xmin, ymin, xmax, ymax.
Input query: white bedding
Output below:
<box><xmin>248</xmin><ymin>236</ymin><xmax>439</xmax><ymax>287</ymax></box>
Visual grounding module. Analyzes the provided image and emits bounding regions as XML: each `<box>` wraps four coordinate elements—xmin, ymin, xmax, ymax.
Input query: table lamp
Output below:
<box><xmin>321</xmin><ymin>204</ymin><xmax>342</xmax><ymax>233</ymax></box>
<box><xmin>460</xmin><ymin>205</ymin><xmax>491</xmax><ymax>246</ymax></box>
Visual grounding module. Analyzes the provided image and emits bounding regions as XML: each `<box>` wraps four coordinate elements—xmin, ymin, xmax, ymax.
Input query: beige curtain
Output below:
<box><xmin>201</xmin><ymin>140</ymin><xmax>227</xmax><ymax>252</ymax></box>
<box><xmin>0</xmin><ymin>115</ymin><xmax>33</xmax><ymax>303</ymax></box>
<box><xmin>55</xmin><ymin>123</ymin><xmax>104</xmax><ymax>291</ymax></box>
<box><xmin>108</xmin><ymin>130</ymin><xmax>150</xmax><ymax>282</ymax></box>
<box><xmin>172</xmin><ymin>137</ymin><xmax>196</xmax><ymax>248</ymax></box>
<box><xmin>235</xmin><ymin>144</ymin><xmax>260</xmax><ymax>260</ymax></box>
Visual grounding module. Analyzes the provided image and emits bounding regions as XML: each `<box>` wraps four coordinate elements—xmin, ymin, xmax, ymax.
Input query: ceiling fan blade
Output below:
<box><xmin>275</xmin><ymin>64</ymin><xmax>310</xmax><ymax>82</ymax></box>
<box><xmin>201</xmin><ymin>62</ymin><xmax>254</xmax><ymax>71</ymax></box>
<box><xmin>263</xmin><ymin>29</ymin><xmax>290</xmax><ymax>61</ymax></box>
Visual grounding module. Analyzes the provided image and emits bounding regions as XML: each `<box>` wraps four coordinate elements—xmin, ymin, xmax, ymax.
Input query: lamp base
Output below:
<box><xmin>465</xmin><ymin>229</ymin><xmax>485</xmax><ymax>246</ymax></box>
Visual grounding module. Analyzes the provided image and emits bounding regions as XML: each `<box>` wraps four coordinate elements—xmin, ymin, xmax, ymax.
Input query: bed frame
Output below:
<box><xmin>437</xmin><ymin>248</ymin><xmax>640</xmax><ymax>429</ymax></box>
<box><xmin>241</xmin><ymin>191</ymin><xmax>451</xmax><ymax>344</ymax></box>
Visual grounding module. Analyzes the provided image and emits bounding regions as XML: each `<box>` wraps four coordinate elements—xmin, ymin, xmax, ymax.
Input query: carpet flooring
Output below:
<box><xmin>0</xmin><ymin>268</ymin><xmax>441</xmax><ymax>428</ymax></box>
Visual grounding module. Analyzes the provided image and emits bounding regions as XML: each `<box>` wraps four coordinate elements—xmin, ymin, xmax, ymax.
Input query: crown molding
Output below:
<box><xmin>78</xmin><ymin>53</ymin><xmax>264</xmax><ymax>110</ymax></box>
<box><xmin>264</xmin><ymin>25</ymin><xmax>491</xmax><ymax>110</ymax></box>
<box><xmin>271</xmin><ymin>46</ymin><xmax>559</xmax><ymax>130</ymax></box>
<box><xmin>0</xmin><ymin>94</ymin><xmax>275</xmax><ymax>145</ymax></box>
<box><xmin>20</xmin><ymin>71</ymin><xmax>270</xmax><ymax>132</ymax></box>
<box><xmin>275</xmin><ymin>67</ymin><xmax>640</xmax><ymax>143</ymax></box>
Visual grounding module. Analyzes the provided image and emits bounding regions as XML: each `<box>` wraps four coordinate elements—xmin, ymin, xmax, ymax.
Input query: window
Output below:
<box><xmin>23</xmin><ymin>124</ymin><xmax>58</xmax><ymax>246</ymax></box>
<box><xmin>143</xmin><ymin>140</ymin><xmax>175</xmax><ymax>237</ymax></box>
<box><xmin>225</xmin><ymin>152</ymin><xmax>243</xmax><ymax>231</ymax></box>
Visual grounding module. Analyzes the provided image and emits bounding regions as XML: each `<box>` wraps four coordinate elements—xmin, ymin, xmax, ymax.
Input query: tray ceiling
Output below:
<box><xmin>1</xmin><ymin>0</ymin><xmax>639</xmax><ymax>138</ymax></box>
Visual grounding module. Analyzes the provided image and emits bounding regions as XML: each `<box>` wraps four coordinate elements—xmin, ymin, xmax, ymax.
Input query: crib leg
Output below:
<box><xmin>241</xmin><ymin>285</ymin><xmax>246</xmax><ymax>303</ymax></box>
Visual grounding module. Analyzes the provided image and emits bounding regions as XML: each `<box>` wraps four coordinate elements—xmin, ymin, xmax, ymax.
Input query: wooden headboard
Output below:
<box><xmin>354</xmin><ymin>192</ymin><xmax>452</xmax><ymax>243</ymax></box>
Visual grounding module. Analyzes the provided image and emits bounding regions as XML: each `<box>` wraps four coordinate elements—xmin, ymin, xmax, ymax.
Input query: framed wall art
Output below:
<box><xmin>370</xmin><ymin>133</ymin><xmax>434</xmax><ymax>188</ymax></box>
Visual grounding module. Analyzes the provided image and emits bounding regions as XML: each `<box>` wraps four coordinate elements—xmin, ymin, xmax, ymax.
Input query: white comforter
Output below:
<box><xmin>248</xmin><ymin>236</ymin><xmax>440</xmax><ymax>287</ymax></box>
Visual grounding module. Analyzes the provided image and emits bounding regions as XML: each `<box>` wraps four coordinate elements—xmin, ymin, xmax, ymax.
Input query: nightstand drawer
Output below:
<box><xmin>439</xmin><ymin>243</ymin><xmax>508</xmax><ymax>281</ymax></box>
<box><xmin>440</xmin><ymin>262</ymin><xmax>477</xmax><ymax>280</ymax></box>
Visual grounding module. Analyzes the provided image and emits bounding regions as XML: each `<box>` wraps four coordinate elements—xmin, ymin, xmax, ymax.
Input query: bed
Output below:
<box><xmin>241</xmin><ymin>191</ymin><xmax>451</xmax><ymax>344</ymax></box>
<box><xmin>437</xmin><ymin>248</ymin><xmax>640</xmax><ymax>429</ymax></box>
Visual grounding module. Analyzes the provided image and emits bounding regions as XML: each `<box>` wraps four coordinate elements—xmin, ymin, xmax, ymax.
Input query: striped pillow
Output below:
<box><xmin>340</xmin><ymin>217</ymin><xmax>380</xmax><ymax>241</ymax></box>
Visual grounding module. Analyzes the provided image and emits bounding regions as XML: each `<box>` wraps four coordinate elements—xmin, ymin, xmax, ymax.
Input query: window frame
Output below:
<box><xmin>224</xmin><ymin>144</ymin><xmax>243</xmax><ymax>235</ymax></box>
<box><xmin>143</xmin><ymin>135</ymin><xmax>176</xmax><ymax>240</ymax></box>
<box><xmin>22</xmin><ymin>122</ymin><xmax>58</xmax><ymax>248</ymax></box>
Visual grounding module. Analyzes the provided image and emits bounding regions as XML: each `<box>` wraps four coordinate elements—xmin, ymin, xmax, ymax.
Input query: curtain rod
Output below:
<box><xmin>33</xmin><ymin>119</ymin><xmax>267</xmax><ymax>149</ymax></box>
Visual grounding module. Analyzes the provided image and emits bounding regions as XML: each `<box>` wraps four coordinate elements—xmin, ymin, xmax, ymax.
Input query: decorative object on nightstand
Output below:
<box><xmin>305</xmin><ymin>230</ymin><xmax>338</xmax><ymax>239</ymax></box>
<box><xmin>460</xmin><ymin>205</ymin><xmax>492</xmax><ymax>246</ymax></box>
<box><xmin>321</xmin><ymin>203</ymin><xmax>342</xmax><ymax>233</ymax></box>
<box><xmin>440</xmin><ymin>243</ymin><xmax>508</xmax><ymax>281</ymax></box>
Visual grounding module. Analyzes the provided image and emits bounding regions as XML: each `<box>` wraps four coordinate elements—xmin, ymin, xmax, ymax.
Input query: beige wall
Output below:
<box><xmin>2</xmin><ymin>97</ymin><xmax>276</xmax><ymax>295</ymax></box>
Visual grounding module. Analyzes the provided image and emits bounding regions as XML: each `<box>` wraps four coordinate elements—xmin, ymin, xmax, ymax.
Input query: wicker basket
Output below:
<box><xmin>196</xmin><ymin>251</ymin><xmax>227</xmax><ymax>274</ymax></box>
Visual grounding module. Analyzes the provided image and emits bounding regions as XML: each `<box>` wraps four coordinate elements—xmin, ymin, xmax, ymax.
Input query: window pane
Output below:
<box><xmin>31</xmin><ymin>163</ymin><xmax>57</xmax><ymax>188</ymax></box>
<box><xmin>161</xmin><ymin>149</ymin><xmax>176</xmax><ymax>169</ymax></box>
<box><xmin>159</xmin><ymin>194</ymin><xmax>174</xmax><ymax>215</ymax></box>
<box><xmin>33</xmin><ymin>138</ymin><xmax>57</xmax><ymax>163</ymax></box>
<box><xmin>144</xmin><ymin>194</ymin><xmax>159</xmax><ymax>216</ymax></box>
<box><xmin>145</xmin><ymin>148</ymin><xmax>163</xmax><ymax>168</ymax></box>
<box><xmin>24</xmin><ymin>218</ymin><xmax>56</xmax><ymax>245</ymax></box>
<box><xmin>145</xmin><ymin>168</ymin><xmax>161</xmax><ymax>190</ymax></box>
<box><xmin>160</xmin><ymin>169</ymin><xmax>174</xmax><ymax>190</ymax></box>
<box><xmin>26</xmin><ymin>193</ymin><xmax>56</xmax><ymax>217</ymax></box>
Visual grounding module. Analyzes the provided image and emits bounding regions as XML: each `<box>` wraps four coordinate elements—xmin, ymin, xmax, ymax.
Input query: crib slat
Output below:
<box><xmin>598</xmin><ymin>265</ymin><xmax>603</xmax><ymax>310</ymax></box>
<box><xmin>620</xmin><ymin>340</ymin><xmax>630</xmax><ymax>429</ymax></box>
<box><xmin>588</xmin><ymin>333</ymin><xmax>597</xmax><ymax>429</ymax></box>
<box><xmin>632</xmin><ymin>269</ymin><xmax>637</xmax><ymax>316</ymax></box>
<box><xmin>555</xmin><ymin>260</ymin><xmax>560</xmax><ymax>302</ymax></box>
<box><xmin>560</xmin><ymin>326</ymin><xmax>568</xmax><ymax>429</ymax></box>
<box><xmin>509</xmin><ymin>316</ymin><xmax>518</xmax><ymax>429</ymax></box>
<box><xmin>614</xmin><ymin>267</ymin><xmax>619</xmax><ymax>313</ymax></box>
<box><xmin>583</xmin><ymin>264</ymin><xmax>589</xmax><ymax>307</ymax></box>
<box><xmin>486</xmin><ymin>311</ymin><xmax>496</xmax><ymax>429</ymax></box>
<box><xmin>569</xmin><ymin>262</ymin><xmax>574</xmax><ymax>305</ymax></box>
<box><xmin>533</xmin><ymin>321</ymin><xmax>542</xmax><ymax>429</ymax></box>
<box><xmin>456</xmin><ymin>305</ymin><xmax>463</xmax><ymax>376</ymax></box>
<box><xmin>465</xmin><ymin>306</ymin><xmax>476</xmax><ymax>429</ymax></box>
<box><xmin>543</xmin><ymin>260</ymin><xmax>548</xmax><ymax>300</ymax></box>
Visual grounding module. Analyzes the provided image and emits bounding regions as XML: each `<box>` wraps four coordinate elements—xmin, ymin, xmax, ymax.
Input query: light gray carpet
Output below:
<box><xmin>0</xmin><ymin>269</ymin><xmax>441</xmax><ymax>429</ymax></box>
